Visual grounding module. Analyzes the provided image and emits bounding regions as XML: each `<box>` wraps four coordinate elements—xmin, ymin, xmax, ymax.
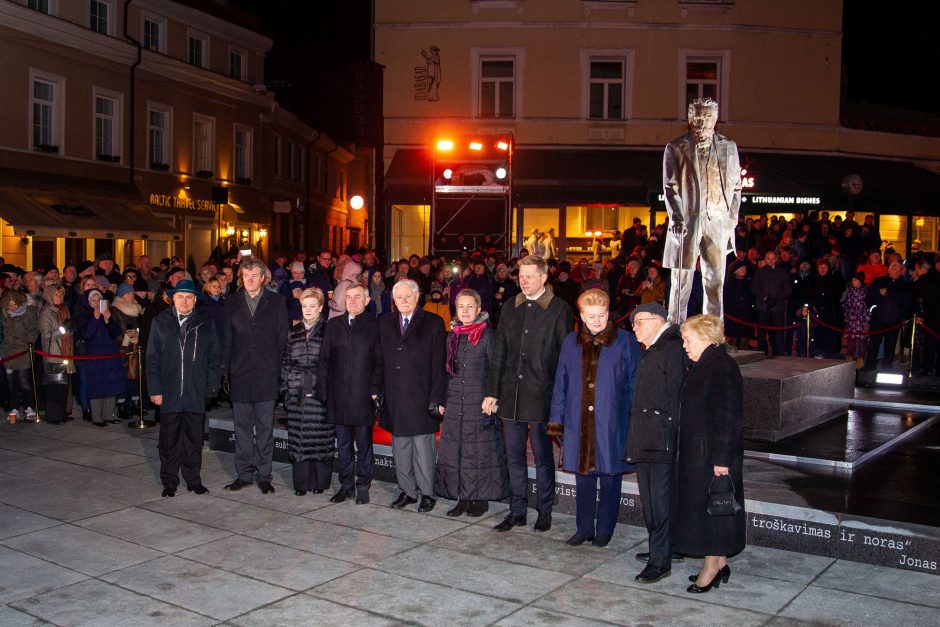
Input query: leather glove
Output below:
<box><xmin>220</xmin><ymin>375</ymin><xmax>231</xmax><ymax>399</ymax></box>
<box><xmin>428</xmin><ymin>402</ymin><xmax>444</xmax><ymax>421</ymax></box>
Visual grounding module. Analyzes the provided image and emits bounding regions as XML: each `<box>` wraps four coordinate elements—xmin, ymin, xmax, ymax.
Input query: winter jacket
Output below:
<box><xmin>280</xmin><ymin>318</ymin><xmax>334</xmax><ymax>463</ymax></box>
<box><xmin>145</xmin><ymin>306</ymin><xmax>220</xmax><ymax>413</ymax></box>
<box><xmin>317</xmin><ymin>312</ymin><xmax>381</xmax><ymax>426</ymax></box>
<box><xmin>221</xmin><ymin>288</ymin><xmax>289</xmax><ymax>402</ymax></box>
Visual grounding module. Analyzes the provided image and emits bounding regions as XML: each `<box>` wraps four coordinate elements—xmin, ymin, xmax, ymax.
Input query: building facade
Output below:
<box><xmin>0</xmin><ymin>0</ymin><xmax>369</xmax><ymax>272</ymax></box>
<box><xmin>376</xmin><ymin>0</ymin><xmax>940</xmax><ymax>260</ymax></box>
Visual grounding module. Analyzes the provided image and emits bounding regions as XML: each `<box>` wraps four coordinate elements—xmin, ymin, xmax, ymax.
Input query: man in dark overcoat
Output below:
<box><xmin>751</xmin><ymin>251</ymin><xmax>792</xmax><ymax>356</ymax></box>
<box><xmin>484</xmin><ymin>255</ymin><xmax>572</xmax><ymax>533</ymax></box>
<box><xmin>318</xmin><ymin>282</ymin><xmax>381</xmax><ymax>504</ymax></box>
<box><xmin>146</xmin><ymin>280</ymin><xmax>220</xmax><ymax>498</ymax></box>
<box><xmin>624</xmin><ymin>302</ymin><xmax>686</xmax><ymax>583</ymax></box>
<box><xmin>863</xmin><ymin>261</ymin><xmax>914</xmax><ymax>371</ymax></box>
<box><xmin>375</xmin><ymin>279</ymin><xmax>447</xmax><ymax>513</ymax></box>
<box><xmin>220</xmin><ymin>257</ymin><xmax>289</xmax><ymax>494</ymax></box>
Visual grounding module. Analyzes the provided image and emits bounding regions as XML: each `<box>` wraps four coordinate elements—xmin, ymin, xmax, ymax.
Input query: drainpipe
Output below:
<box><xmin>123</xmin><ymin>0</ymin><xmax>142</xmax><ymax>185</ymax></box>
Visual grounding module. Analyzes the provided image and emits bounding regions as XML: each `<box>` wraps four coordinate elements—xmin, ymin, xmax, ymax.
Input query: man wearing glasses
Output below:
<box><xmin>624</xmin><ymin>302</ymin><xmax>687</xmax><ymax>583</ymax></box>
<box><xmin>308</xmin><ymin>249</ymin><xmax>336</xmax><ymax>300</ymax></box>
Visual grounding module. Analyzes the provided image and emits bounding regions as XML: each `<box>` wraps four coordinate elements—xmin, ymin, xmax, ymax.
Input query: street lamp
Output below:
<box><xmin>350</xmin><ymin>195</ymin><xmax>364</xmax><ymax>210</ymax></box>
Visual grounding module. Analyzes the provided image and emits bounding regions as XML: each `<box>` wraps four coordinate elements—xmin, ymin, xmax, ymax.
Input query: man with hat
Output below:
<box><xmin>146</xmin><ymin>279</ymin><xmax>220</xmax><ymax>498</ymax></box>
<box><xmin>624</xmin><ymin>302</ymin><xmax>687</xmax><ymax>583</ymax></box>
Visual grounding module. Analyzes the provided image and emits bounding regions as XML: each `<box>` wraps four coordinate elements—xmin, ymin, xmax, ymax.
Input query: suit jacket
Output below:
<box><xmin>663</xmin><ymin>132</ymin><xmax>742</xmax><ymax>269</ymax></box>
<box><xmin>220</xmin><ymin>288</ymin><xmax>289</xmax><ymax>402</ymax></box>
<box><xmin>375</xmin><ymin>307</ymin><xmax>447</xmax><ymax>436</ymax></box>
<box><xmin>317</xmin><ymin>312</ymin><xmax>381</xmax><ymax>426</ymax></box>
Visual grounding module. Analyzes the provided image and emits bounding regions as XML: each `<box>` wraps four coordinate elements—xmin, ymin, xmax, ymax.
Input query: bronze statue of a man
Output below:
<box><xmin>662</xmin><ymin>98</ymin><xmax>741</xmax><ymax>323</ymax></box>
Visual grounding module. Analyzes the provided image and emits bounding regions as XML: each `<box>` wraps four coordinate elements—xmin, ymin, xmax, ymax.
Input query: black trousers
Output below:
<box><xmin>293</xmin><ymin>459</ymin><xmax>333</xmax><ymax>491</ymax></box>
<box><xmin>43</xmin><ymin>383</ymin><xmax>69</xmax><ymax>424</ymax></box>
<box><xmin>232</xmin><ymin>400</ymin><xmax>275</xmax><ymax>483</ymax></box>
<box><xmin>575</xmin><ymin>472</ymin><xmax>622</xmax><ymax>539</ymax></box>
<box><xmin>159</xmin><ymin>411</ymin><xmax>205</xmax><ymax>490</ymax></box>
<box><xmin>503</xmin><ymin>420</ymin><xmax>555</xmax><ymax>517</ymax></box>
<box><xmin>637</xmin><ymin>462</ymin><xmax>674</xmax><ymax>569</ymax></box>
<box><xmin>7</xmin><ymin>368</ymin><xmax>34</xmax><ymax>412</ymax></box>
<box><xmin>757</xmin><ymin>310</ymin><xmax>787</xmax><ymax>356</ymax></box>
<box><xmin>865</xmin><ymin>322</ymin><xmax>902</xmax><ymax>370</ymax></box>
<box><xmin>336</xmin><ymin>424</ymin><xmax>373</xmax><ymax>492</ymax></box>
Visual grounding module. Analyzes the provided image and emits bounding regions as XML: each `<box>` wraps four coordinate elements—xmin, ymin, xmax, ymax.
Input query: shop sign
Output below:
<box><xmin>746</xmin><ymin>195</ymin><xmax>821</xmax><ymax>205</ymax></box>
<box><xmin>148</xmin><ymin>193</ymin><xmax>216</xmax><ymax>212</ymax></box>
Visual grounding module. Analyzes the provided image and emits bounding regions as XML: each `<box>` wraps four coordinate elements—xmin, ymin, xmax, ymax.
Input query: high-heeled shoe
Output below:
<box><xmin>689</xmin><ymin>564</ymin><xmax>730</xmax><ymax>583</ymax></box>
<box><xmin>687</xmin><ymin>566</ymin><xmax>729</xmax><ymax>593</ymax></box>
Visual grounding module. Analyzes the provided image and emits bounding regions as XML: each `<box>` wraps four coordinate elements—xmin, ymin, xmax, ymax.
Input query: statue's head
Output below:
<box><xmin>687</xmin><ymin>98</ymin><xmax>719</xmax><ymax>147</ymax></box>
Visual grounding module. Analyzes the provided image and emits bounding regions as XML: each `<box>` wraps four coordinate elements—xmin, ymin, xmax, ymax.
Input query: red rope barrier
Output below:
<box><xmin>812</xmin><ymin>317</ymin><xmax>909</xmax><ymax>336</ymax></box>
<box><xmin>917</xmin><ymin>319</ymin><xmax>940</xmax><ymax>341</ymax></box>
<box><xmin>34</xmin><ymin>350</ymin><xmax>127</xmax><ymax>361</ymax></box>
<box><xmin>724</xmin><ymin>314</ymin><xmax>802</xmax><ymax>331</ymax></box>
<box><xmin>0</xmin><ymin>351</ymin><xmax>28</xmax><ymax>365</ymax></box>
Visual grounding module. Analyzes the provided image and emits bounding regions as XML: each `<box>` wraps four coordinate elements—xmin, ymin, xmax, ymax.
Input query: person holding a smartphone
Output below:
<box><xmin>75</xmin><ymin>288</ymin><xmax>125</xmax><ymax>426</ymax></box>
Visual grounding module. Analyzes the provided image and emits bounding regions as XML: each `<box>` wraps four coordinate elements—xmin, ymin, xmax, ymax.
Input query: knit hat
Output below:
<box><xmin>77</xmin><ymin>260</ymin><xmax>94</xmax><ymax>274</ymax></box>
<box><xmin>853</xmin><ymin>272</ymin><xmax>866</xmax><ymax>284</ymax></box>
<box><xmin>116</xmin><ymin>284</ymin><xmax>134</xmax><ymax>297</ymax></box>
<box><xmin>629</xmin><ymin>302</ymin><xmax>668</xmax><ymax>325</ymax></box>
<box><xmin>133</xmin><ymin>278</ymin><xmax>150</xmax><ymax>292</ymax></box>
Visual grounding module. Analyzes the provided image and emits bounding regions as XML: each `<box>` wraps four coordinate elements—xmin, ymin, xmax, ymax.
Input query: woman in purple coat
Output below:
<box><xmin>548</xmin><ymin>288</ymin><xmax>641</xmax><ymax>547</ymax></box>
<box><xmin>75</xmin><ymin>289</ymin><xmax>126</xmax><ymax>426</ymax></box>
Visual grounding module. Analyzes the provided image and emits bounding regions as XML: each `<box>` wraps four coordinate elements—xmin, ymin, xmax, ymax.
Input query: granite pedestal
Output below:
<box><xmin>736</xmin><ymin>354</ymin><xmax>856</xmax><ymax>442</ymax></box>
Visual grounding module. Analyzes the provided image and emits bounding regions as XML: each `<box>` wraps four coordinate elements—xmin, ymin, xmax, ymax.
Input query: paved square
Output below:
<box><xmin>1</xmin><ymin>420</ymin><xmax>937</xmax><ymax>625</ymax></box>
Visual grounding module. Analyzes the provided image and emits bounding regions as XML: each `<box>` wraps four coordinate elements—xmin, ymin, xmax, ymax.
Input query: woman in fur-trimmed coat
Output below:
<box><xmin>280</xmin><ymin>288</ymin><xmax>334</xmax><ymax>495</ymax></box>
<box><xmin>548</xmin><ymin>289</ymin><xmax>641</xmax><ymax>547</ymax></box>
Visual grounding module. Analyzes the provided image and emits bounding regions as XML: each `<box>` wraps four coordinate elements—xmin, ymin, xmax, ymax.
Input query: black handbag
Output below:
<box><xmin>706</xmin><ymin>475</ymin><xmax>742</xmax><ymax>516</ymax></box>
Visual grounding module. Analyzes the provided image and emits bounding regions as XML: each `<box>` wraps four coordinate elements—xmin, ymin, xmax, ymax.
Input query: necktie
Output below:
<box><xmin>402</xmin><ymin>317</ymin><xmax>410</xmax><ymax>333</ymax></box>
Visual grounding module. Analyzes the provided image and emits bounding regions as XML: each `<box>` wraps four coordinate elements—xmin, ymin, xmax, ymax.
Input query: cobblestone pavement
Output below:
<box><xmin>1</xmin><ymin>418</ymin><xmax>938</xmax><ymax>626</ymax></box>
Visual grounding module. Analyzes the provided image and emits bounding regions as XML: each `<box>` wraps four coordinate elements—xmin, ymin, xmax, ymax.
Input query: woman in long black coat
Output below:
<box><xmin>805</xmin><ymin>258</ymin><xmax>845</xmax><ymax>358</ymax></box>
<box><xmin>674</xmin><ymin>314</ymin><xmax>746</xmax><ymax>594</ymax></box>
<box><xmin>280</xmin><ymin>288</ymin><xmax>334</xmax><ymax>495</ymax></box>
<box><xmin>722</xmin><ymin>261</ymin><xmax>756</xmax><ymax>350</ymax></box>
<box><xmin>434</xmin><ymin>289</ymin><xmax>509</xmax><ymax>517</ymax></box>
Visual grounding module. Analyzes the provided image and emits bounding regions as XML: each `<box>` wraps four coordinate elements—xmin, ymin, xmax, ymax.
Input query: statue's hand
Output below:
<box><xmin>671</xmin><ymin>223</ymin><xmax>687</xmax><ymax>236</ymax></box>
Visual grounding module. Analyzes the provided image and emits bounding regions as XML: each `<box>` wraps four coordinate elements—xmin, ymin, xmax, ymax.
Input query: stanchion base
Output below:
<box><xmin>127</xmin><ymin>420</ymin><xmax>157</xmax><ymax>429</ymax></box>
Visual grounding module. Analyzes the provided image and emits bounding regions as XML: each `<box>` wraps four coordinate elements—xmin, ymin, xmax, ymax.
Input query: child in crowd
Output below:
<box><xmin>842</xmin><ymin>272</ymin><xmax>870</xmax><ymax>368</ymax></box>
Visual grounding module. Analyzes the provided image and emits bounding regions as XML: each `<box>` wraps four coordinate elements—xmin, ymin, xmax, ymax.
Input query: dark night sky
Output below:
<box><xmin>232</xmin><ymin>0</ymin><xmax>939</xmax><ymax>137</ymax></box>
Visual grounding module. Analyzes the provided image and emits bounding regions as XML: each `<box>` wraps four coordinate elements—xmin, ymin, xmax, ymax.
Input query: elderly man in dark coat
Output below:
<box><xmin>318</xmin><ymin>282</ymin><xmax>382</xmax><ymax>504</ymax></box>
<box><xmin>863</xmin><ymin>261</ymin><xmax>914</xmax><ymax>371</ymax></box>
<box><xmin>376</xmin><ymin>279</ymin><xmax>447</xmax><ymax>513</ymax></box>
<box><xmin>221</xmin><ymin>257</ymin><xmax>289</xmax><ymax>494</ymax></box>
<box><xmin>484</xmin><ymin>255</ymin><xmax>573</xmax><ymax>533</ymax></box>
<box><xmin>751</xmin><ymin>250</ymin><xmax>792</xmax><ymax>356</ymax></box>
<box><xmin>146</xmin><ymin>279</ymin><xmax>220</xmax><ymax>498</ymax></box>
<box><xmin>624</xmin><ymin>302</ymin><xmax>687</xmax><ymax>583</ymax></box>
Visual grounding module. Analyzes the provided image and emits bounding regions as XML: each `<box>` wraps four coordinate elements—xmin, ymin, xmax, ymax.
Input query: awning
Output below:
<box><xmin>385</xmin><ymin>147</ymin><xmax>940</xmax><ymax>214</ymax></box>
<box><xmin>0</xmin><ymin>168</ymin><xmax>180</xmax><ymax>241</ymax></box>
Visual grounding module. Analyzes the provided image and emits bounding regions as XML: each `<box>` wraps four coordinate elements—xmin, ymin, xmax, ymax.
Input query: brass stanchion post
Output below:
<box><xmin>909</xmin><ymin>315</ymin><xmax>917</xmax><ymax>379</ymax></box>
<box><xmin>26</xmin><ymin>343</ymin><xmax>43</xmax><ymax>423</ymax></box>
<box><xmin>128</xmin><ymin>345</ymin><xmax>155</xmax><ymax>429</ymax></box>
<box><xmin>805</xmin><ymin>305</ymin><xmax>811</xmax><ymax>358</ymax></box>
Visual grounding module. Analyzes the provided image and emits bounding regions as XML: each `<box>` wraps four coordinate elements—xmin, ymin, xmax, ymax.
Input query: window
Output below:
<box><xmin>193</xmin><ymin>114</ymin><xmax>215</xmax><ymax>176</ymax></box>
<box><xmin>94</xmin><ymin>94</ymin><xmax>119</xmax><ymax>160</ymax></box>
<box><xmin>679</xmin><ymin>50</ymin><xmax>730</xmax><ymax>119</ymax></box>
<box><xmin>589</xmin><ymin>60</ymin><xmax>624</xmax><ymax>119</ymax></box>
<box><xmin>89</xmin><ymin>0</ymin><xmax>110</xmax><ymax>34</ymax></box>
<box><xmin>272</xmin><ymin>134</ymin><xmax>281</xmax><ymax>177</ymax></box>
<box><xmin>234</xmin><ymin>125</ymin><xmax>252</xmax><ymax>182</ymax></box>
<box><xmin>147</xmin><ymin>103</ymin><xmax>171</xmax><ymax>170</ymax></box>
<box><xmin>32</xmin><ymin>80</ymin><xmax>54</xmax><ymax>149</ymax></box>
<box><xmin>311</xmin><ymin>153</ymin><xmax>321</xmax><ymax>190</ymax></box>
<box><xmin>29</xmin><ymin>70</ymin><xmax>64</xmax><ymax>153</ymax></box>
<box><xmin>287</xmin><ymin>140</ymin><xmax>297</xmax><ymax>181</ymax></box>
<box><xmin>299</xmin><ymin>145</ymin><xmax>305</xmax><ymax>183</ymax></box>
<box><xmin>143</xmin><ymin>16</ymin><xmax>164</xmax><ymax>52</ymax></box>
<box><xmin>229</xmin><ymin>51</ymin><xmax>245</xmax><ymax>81</ymax></box>
<box><xmin>188</xmin><ymin>32</ymin><xmax>208</xmax><ymax>68</ymax></box>
<box><xmin>28</xmin><ymin>0</ymin><xmax>51</xmax><ymax>13</ymax></box>
<box><xmin>479</xmin><ymin>58</ymin><xmax>515</xmax><ymax>118</ymax></box>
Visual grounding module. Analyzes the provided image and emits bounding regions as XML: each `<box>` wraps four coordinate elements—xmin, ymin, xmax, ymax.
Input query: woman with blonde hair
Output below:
<box><xmin>548</xmin><ymin>288</ymin><xmax>641</xmax><ymax>547</ymax></box>
<box><xmin>674</xmin><ymin>314</ymin><xmax>746</xmax><ymax>593</ymax></box>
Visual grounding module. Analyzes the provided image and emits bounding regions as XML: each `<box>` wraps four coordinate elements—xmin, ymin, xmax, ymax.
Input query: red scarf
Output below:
<box><xmin>446</xmin><ymin>321</ymin><xmax>487</xmax><ymax>375</ymax></box>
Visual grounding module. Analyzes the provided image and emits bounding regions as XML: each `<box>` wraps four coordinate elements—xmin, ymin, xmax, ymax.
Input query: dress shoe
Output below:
<box><xmin>565</xmin><ymin>532</ymin><xmax>594</xmax><ymax>546</ymax></box>
<box><xmin>391</xmin><ymin>491</ymin><xmax>417</xmax><ymax>509</ymax></box>
<box><xmin>533</xmin><ymin>511</ymin><xmax>552</xmax><ymax>532</ymax></box>
<box><xmin>93</xmin><ymin>421</ymin><xmax>108</xmax><ymax>428</ymax></box>
<box><xmin>417</xmin><ymin>496</ymin><xmax>436</xmax><ymax>513</ymax></box>
<box><xmin>259</xmin><ymin>481</ymin><xmax>275</xmax><ymax>494</ymax></box>
<box><xmin>355</xmin><ymin>490</ymin><xmax>370</xmax><ymax>505</ymax></box>
<box><xmin>687</xmin><ymin>570</ymin><xmax>723</xmax><ymax>594</ymax></box>
<box><xmin>82</xmin><ymin>408</ymin><xmax>92</xmax><ymax>422</ymax></box>
<box><xmin>330</xmin><ymin>489</ymin><xmax>354</xmax><ymax>504</ymax></box>
<box><xmin>161</xmin><ymin>487</ymin><xmax>176</xmax><ymax>497</ymax></box>
<box><xmin>689</xmin><ymin>565</ymin><xmax>730</xmax><ymax>584</ymax></box>
<box><xmin>446</xmin><ymin>500</ymin><xmax>468</xmax><ymax>517</ymax></box>
<box><xmin>636</xmin><ymin>551</ymin><xmax>685</xmax><ymax>563</ymax></box>
<box><xmin>187</xmin><ymin>485</ymin><xmax>209</xmax><ymax>495</ymax></box>
<box><xmin>493</xmin><ymin>513</ymin><xmax>527</xmax><ymax>532</ymax></box>
<box><xmin>592</xmin><ymin>534</ymin><xmax>612</xmax><ymax>547</ymax></box>
<box><xmin>295</xmin><ymin>489</ymin><xmax>308</xmax><ymax>496</ymax></box>
<box><xmin>224</xmin><ymin>478</ymin><xmax>252</xmax><ymax>491</ymax></box>
<box><xmin>312</xmin><ymin>489</ymin><xmax>324</xmax><ymax>494</ymax></box>
<box><xmin>466</xmin><ymin>500</ymin><xmax>488</xmax><ymax>517</ymax></box>
<box><xmin>635</xmin><ymin>564</ymin><xmax>671</xmax><ymax>584</ymax></box>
